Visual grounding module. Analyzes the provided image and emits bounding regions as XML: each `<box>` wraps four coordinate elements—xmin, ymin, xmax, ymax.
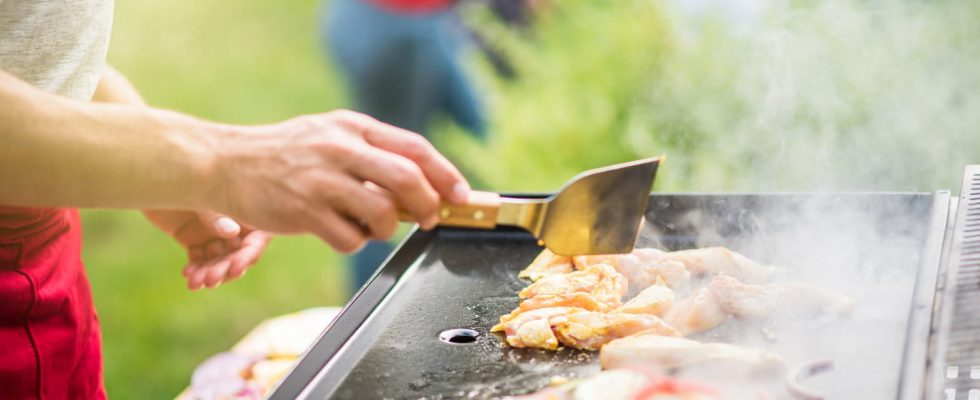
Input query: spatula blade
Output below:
<box><xmin>538</xmin><ymin>157</ymin><xmax>661</xmax><ymax>256</ymax></box>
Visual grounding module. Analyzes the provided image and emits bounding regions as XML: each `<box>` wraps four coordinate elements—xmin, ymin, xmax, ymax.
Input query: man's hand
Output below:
<box><xmin>144</xmin><ymin>210</ymin><xmax>270</xmax><ymax>289</ymax></box>
<box><xmin>208</xmin><ymin>110</ymin><xmax>470</xmax><ymax>253</ymax></box>
<box><xmin>1</xmin><ymin>65</ymin><xmax>470</xmax><ymax>261</ymax></box>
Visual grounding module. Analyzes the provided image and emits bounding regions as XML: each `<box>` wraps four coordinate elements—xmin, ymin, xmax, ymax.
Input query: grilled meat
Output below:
<box><xmin>551</xmin><ymin>311</ymin><xmax>679</xmax><ymax>351</ymax></box>
<box><xmin>573</xmin><ymin>249</ymin><xmax>691</xmax><ymax>293</ymax></box>
<box><xmin>492</xmin><ymin>307</ymin><xmax>678</xmax><ymax>351</ymax></box>
<box><xmin>708</xmin><ymin>275</ymin><xmax>854</xmax><ymax>318</ymax></box>
<box><xmin>599</xmin><ymin>334</ymin><xmax>783</xmax><ymax>372</ymax></box>
<box><xmin>615</xmin><ymin>277</ymin><xmax>674</xmax><ymax>317</ymax></box>
<box><xmin>506</xmin><ymin>369</ymin><xmax>720</xmax><ymax>400</ymax></box>
<box><xmin>662</xmin><ymin>287</ymin><xmax>727</xmax><ymax>336</ymax></box>
<box><xmin>658</xmin><ymin>247</ymin><xmax>774</xmax><ymax>284</ymax></box>
<box><xmin>519</xmin><ymin>249</ymin><xmax>575</xmax><ymax>282</ymax></box>
<box><xmin>491</xmin><ymin>307</ymin><xmax>583</xmax><ymax>350</ymax></box>
<box><xmin>571</xmin><ymin>247</ymin><xmax>774</xmax><ymax>297</ymax></box>
<box><xmin>517</xmin><ymin>264</ymin><xmax>627</xmax><ymax>313</ymax></box>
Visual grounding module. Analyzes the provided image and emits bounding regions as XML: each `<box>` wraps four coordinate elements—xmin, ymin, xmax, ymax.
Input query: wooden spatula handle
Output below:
<box><xmin>399</xmin><ymin>190</ymin><xmax>501</xmax><ymax>229</ymax></box>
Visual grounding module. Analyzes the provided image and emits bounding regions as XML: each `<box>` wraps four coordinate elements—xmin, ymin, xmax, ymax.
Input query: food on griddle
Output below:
<box><xmin>659</xmin><ymin>274</ymin><xmax>857</xmax><ymax>336</ymax></box>
<box><xmin>599</xmin><ymin>334</ymin><xmax>783</xmax><ymax>372</ymax></box>
<box><xmin>519</xmin><ymin>249</ymin><xmax>575</xmax><ymax>282</ymax></box>
<box><xmin>658</xmin><ymin>247</ymin><xmax>774</xmax><ymax>284</ymax></box>
<box><xmin>551</xmin><ymin>311</ymin><xmax>680</xmax><ymax>350</ymax></box>
<box><xmin>574</xmin><ymin>247</ymin><xmax>775</xmax><ymax>292</ymax></box>
<box><xmin>707</xmin><ymin>275</ymin><xmax>855</xmax><ymax>318</ymax></box>
<box><xmin>492</xmin><ymin>307</ymin><xmax>582</xmax><ymax>350</ymax></box>
<box><xmin>517</xmin><ymin>263</ymin><xmax>627</xmax><ymax>313</ymax></box>
<box><xmin>491</xmin><ymin>306</ymin><xmax>678</xmax><ymax>351</ymax></box>
<box><xmin>496</xmin><ymin>246</ymin><xmax>849</xmax><ymax>397</ymax></box>
<box><xmin>572</xmin><ymin>369</ymin><xmax>650</xmax><ymax>400</ymax></box>
<box><xmin>574</xmin><ymin>249</ymin><xmax>691</xmax><ymax>293</ymax></box>
<box><xmin>614</xmin><ymin>276</ymin><xmax>674</xmax><ymax>317</ymax></box>
<box><xmin>662</xmin><ymin>287</ymin><xmax>728</xmax><ymax>336</ymax></box>
<box><xmin>506</xmin><ymin>369</ymin><xmax>720</xmax><ymax>400</ymax></box>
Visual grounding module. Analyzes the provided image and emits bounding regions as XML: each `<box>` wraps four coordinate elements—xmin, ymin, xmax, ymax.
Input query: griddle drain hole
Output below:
<box><xmin>439</xmin><ymin>328</ymin><xmax>479</xmax><ymax>344</ymax></box>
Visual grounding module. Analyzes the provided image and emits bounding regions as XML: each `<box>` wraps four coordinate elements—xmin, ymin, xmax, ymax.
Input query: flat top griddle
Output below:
<box><xmin>271</xmin><ymin>193</ymin><xmax>949</xmax><ymax>400</ymax></box>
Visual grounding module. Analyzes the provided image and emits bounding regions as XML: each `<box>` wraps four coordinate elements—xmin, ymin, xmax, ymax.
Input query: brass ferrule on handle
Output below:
<box><xmin>398</xmin><ymin>191</ymin><xmax>502</xmax><ymax>229</ymax></box>
<box><xmin>434</xmin><ymin>191</ymin><xmax>501</xmax><ymax>229</ymax></box>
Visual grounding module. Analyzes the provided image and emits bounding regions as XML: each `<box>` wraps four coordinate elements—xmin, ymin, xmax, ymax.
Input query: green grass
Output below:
<box><xmin>88</xmin><ymin>0</ymin><xmax>352</xmax><ymax>398</ymax></box>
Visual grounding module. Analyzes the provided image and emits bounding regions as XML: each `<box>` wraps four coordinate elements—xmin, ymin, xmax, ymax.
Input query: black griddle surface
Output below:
<box><xmin>274</xmin><ymin>193</ymin><xmax>945</xmax><ymax>399</ymax></box>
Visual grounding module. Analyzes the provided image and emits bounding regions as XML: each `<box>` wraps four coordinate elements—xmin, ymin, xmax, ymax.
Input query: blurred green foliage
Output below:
<box><xmin>88</xmin><ymin>1</ymin><xmax>349</xmax><ymax>398</ymax></box>
<box><xmin>85</xmin><ymin>0</ymin><xmax>980</xmax><ymax>398</ymax></box>
<box><xmin>448</xmin><ymin>1</ymin><xmax>743</xmax><ymax>192</ymax></box>
<box><xmin>455</xmin><ymin>0</ymin><xmax>980</xmax><ymax>193</ymax></box>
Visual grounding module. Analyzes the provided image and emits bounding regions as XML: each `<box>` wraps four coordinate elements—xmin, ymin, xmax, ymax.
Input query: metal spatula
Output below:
<box><xmin>422</xmin><ymin>157</ymin><xmax>661</xmax><ymax>255</ymax></box>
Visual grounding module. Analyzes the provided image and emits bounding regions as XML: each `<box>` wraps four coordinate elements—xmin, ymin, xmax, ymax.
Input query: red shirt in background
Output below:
<box><xmin>369</xmin><ymin>0</ymin><xmax>454</xmax><ymax>13</ymax></box>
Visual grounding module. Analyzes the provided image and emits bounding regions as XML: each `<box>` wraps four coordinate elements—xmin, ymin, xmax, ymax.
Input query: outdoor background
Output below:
<box><xmin>86</xmin><ymin>0</ymin><xmax>980</xmax><ymax>398</ymax></box>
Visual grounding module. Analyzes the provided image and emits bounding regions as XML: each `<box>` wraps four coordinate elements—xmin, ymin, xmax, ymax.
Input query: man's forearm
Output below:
<box><xmin>0</xmin><ymin>68</ymin><xmax>226</xmax><ymax>210</ymax></box>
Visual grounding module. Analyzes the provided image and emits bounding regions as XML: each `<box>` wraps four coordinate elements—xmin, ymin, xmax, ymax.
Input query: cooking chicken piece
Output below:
<box><xmin>599</xmin><ymin>334</ymin><xmax>783</xmax><ymax>372</ymax></box>
<box><xmin>657</xmin><ymin>275</ymin><xmax>853</xmax><ymax>336</ymax></box>
<box><xmin>575</xmin><ymin>247</ymin><xmax>775</xmax><ymax>289</ymax></box>
<box><xmin>707</xmin><ymin>275</ymin><xmax>855</xmax><ymax>318</ymax></box>
<box><xmin>551</xmin><ymin>311</ymin><xmax>679</xmax><ymax>351</ymax></box>
<box><xmin>505</xmin><ymin>386</ymin><xmax>572</xmax><ymax>400</ymax></box>
<box><xmin>659</xmin><ymin>247</ymin><xmax>773</xmax><ymax>284</ymax></box>
<box><xmin>516</xmin><ymin>292</ymin><xmax>618</xmax><ymax>315</ymax></box>
<box><xmin>517</xmin><ymin>264</ymin><xmax>627</xmax><ymax>313</ymax></box>
<box><xmin>615</xmin><ymin>276</ymin><xmax>674</xmax><ymax>317</ymax></box>
<box><xmin>493</xmin><ymin>307</ymin><xmax>677</xmax><ymax>351</ymax></box>
<box><xmin>520</xmin><ymin>249</ymin><xmax>575</xmax><ymax>282</ymax></box>
<box><xmin>572</xmin><ymin>369</ymin><xmax>649</xmax><ymax>400</ymax></box>
<box><xmin>576</xmin><ymin>369</ymin><xmax>720</xmax><ymax>400</ymax></box>
<box><xmin>574</xmin><ymin>249</ymin><xmax>692</xmax><ymax>293</ymax></box>
<box><xmin>491</xmin><ymin>307</ymin><xmax>583</xmax><ymax>350</ymax></box>
<box><xmin>509</xmin><ymin>370</ymin><xmax>719</xmax><ymax>400</ymax></box>
<box><xmin>662</xmin><ymin>287</ymin><xmax>727</xmax><ymax>336</ymax></box>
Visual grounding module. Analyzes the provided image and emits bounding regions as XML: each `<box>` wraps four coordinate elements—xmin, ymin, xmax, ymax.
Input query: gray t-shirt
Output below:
<box><xmin>0</xmin><ymin>0</ymin><xmax>114</xmax><ymax>100</ymax></box>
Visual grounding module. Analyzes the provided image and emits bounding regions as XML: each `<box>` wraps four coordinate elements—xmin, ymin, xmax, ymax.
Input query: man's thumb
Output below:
<box><xmin>198</xmin><ymin>212</ymin><xmax>241</xmax><ymax>238</ymax></box>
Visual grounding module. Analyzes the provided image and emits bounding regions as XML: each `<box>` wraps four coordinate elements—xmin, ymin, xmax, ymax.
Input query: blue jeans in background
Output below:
<box><xmin>319</xmin><ymin>0</ymin><xmax>486</xmax><ymax>294</ymax></box>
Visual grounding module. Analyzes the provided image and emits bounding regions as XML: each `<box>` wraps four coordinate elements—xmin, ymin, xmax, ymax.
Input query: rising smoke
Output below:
<box><xmin>636</xmin><ymin>0</ymin><xmax>980</xmax><ymax>192</ymax></box>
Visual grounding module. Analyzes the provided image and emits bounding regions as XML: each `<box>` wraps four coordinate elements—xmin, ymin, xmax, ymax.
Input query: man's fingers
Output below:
<box><xmin>225</xmin><ymin>231</ymin><xmax>270</xmax><ymax>279</ymax></box>
<box><xmin>187</xmin><ymin>246</ymin><xmax>206</xmax><ymax>268</ymax></box>
<box><xmin>203</xmin><ymin>259</ymin><xmax>233</xmax><ymax>288</ymax></box>
<box><xmin>170</xmin><ymin>212</ymin><xmax>240</xmax><ymax>248</ymax></box>
<box><xmin>182</xmin><ymin>258</ymin><xmax>200</xmax><ymax>278</ymax></box>
<box><xmin>309</xmin><ymin>209</ymin><xmax>367</xmax><ymax>254</ymax></box>
<box><xmin>339</xmin><ymin>112</ymin><xmax>470</xmax><ymax>205</ymax></box>
<box><xmin>187</xmin><ymin>265</ymin><xmax>209</xmax><ymax>290</ymax></box>
<box><xmin>197</xmin><ymin>211</ymin><xmax>241</xmax><ymax>239</ymax></box>
<box><xmin>324</xmin><ymin>178</ymin><xmax>400</xmax><ymax>239</ymax></box>
<box><xmin>205</xmin><ymin>240</ymin><xmax>226</xmax><ymax>260</ymax></box>
<box><xmin>348</xmin><ymin>147</ymin><xmax>439</xmax><ymax>228</ymax></box>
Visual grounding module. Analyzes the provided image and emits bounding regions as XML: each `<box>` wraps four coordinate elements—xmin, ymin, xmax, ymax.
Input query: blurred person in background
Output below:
<box><xmin>320</xmin><ymin>0</ymin><xmax>537</xmax><ymax>293</ymax></box>
<box><xmin>0</xmin><ymin>0</ymin><xmax>471</xmax><ymax>397</ymax></box>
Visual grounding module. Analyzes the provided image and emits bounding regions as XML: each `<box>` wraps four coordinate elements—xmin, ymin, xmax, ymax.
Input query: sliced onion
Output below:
<box><xmin>786</xmin><ymin>359</ymin><xmax>834</xmax><ymax>400</ymax></box>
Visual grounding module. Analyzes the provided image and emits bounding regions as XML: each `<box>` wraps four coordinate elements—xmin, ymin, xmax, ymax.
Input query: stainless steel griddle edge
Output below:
<box><xmin>899</xmin><ymin>190</ymin><xmax>952</xmax><ymax>400</ymax></box>
<box><xmin>925</xmin><ymin>166</ymin><xmax>980</xmax><ymax>399</ymax></box>
<box><xmin>267</xmin><ymin>225</ymin><xmax>437</xmax><ymax>400</ymax></box>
